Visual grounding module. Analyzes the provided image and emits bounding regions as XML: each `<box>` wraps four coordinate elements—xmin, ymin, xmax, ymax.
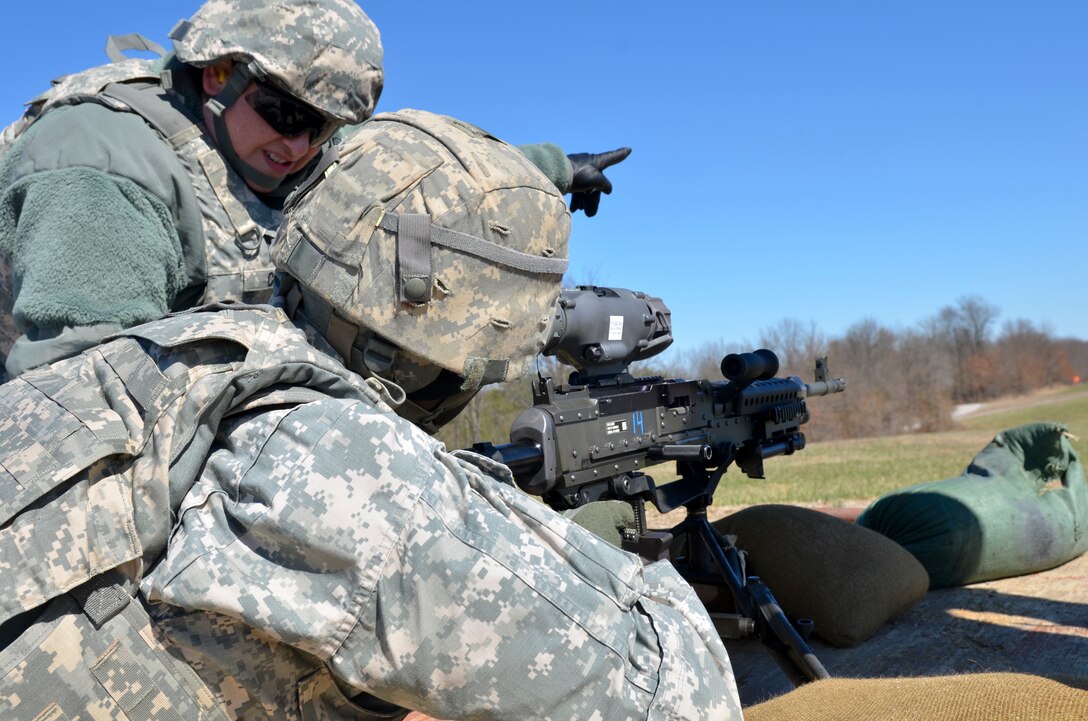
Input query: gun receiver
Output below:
<box><xmin>473</xmin><ymin>286</ymin><xmax>846</xmax><ymax>686</ymax></box>
<box><xmin>509</xmin><ymin>352</ymin><xmax>843</xmax><ymax>509</ymax></box>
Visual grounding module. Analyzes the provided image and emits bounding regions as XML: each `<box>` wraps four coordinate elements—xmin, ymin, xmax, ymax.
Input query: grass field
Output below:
<box><xmin>645</xmin><ymin>383</ymin><xmax>1088</xmax><ymax>513</ymax></box>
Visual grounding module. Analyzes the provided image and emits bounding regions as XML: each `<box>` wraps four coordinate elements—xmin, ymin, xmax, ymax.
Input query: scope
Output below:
<box><xmin>721</xmin><ymin>349</ymin><xmax>780</xmax><ymax>381</ymax></box>
<box><xmin>543</xmin><ymin>286</ymin><xmax>673</xmax><ymax>381</ymax></box>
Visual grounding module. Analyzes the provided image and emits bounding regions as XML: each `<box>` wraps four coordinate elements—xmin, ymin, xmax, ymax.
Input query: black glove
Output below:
<box><xmin>567</xmin><ymin>147</ymin><xmax>632</xmax><ymax>217</ymax></box>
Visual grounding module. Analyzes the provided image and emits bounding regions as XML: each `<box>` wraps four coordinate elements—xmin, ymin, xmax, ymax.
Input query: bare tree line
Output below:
<box><xmin>437</xmin><ymin>295</ymin><xmax>1087</xmax><ymax>449</ymax></box>
<box><xmin>748</xmin><ymin>296</ymin><xmax>1083</xmax><ymax>441</ymax></box>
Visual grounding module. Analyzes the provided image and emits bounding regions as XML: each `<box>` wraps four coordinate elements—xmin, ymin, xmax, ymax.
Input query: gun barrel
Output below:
<box><xmin>804</xmin><ymin>378</ymin><xmax>847</xmax><ymax>397</ymax></box>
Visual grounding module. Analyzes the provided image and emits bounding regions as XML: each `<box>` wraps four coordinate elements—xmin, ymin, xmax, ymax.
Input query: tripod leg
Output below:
<box><xmin>747</xmin><ymin>577</ymin><xmax>830</xmax><ymax>683</ymax></box>
<box><xmin>691</xmin><ymin>519</ymin><xmax>830</xmax><ymax>684</ymax></box>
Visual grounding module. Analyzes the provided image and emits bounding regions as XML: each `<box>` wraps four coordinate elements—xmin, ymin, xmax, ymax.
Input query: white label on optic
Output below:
<box><xmin>608</xmin><ymin>315</ymin><xmax>624</xmax><ymax>341</ymax></box>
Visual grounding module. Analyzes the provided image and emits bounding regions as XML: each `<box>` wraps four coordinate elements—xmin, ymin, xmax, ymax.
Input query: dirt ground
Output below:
<box><xmin>725</xmin><ymin>537</ymin><xmax>1088</xmax><ymax>707</ymax></box>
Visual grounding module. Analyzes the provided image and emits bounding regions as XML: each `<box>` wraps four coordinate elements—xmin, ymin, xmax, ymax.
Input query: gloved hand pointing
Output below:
<box><xmin>567</xmin><ymin>147</ymin><xmax>632</xmax><ymax>217</ymax></box>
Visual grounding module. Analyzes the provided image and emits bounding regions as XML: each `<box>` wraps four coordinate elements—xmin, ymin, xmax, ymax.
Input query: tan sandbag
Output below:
<box><xmin>713</xmin><ymin>504</ymin><xmax>929</xmax><ymax>647</ymax></box>
<box><xmin>745</xmin><ymin>673</ymin><xmax>1088</xmax><ymax>721</ymax></box>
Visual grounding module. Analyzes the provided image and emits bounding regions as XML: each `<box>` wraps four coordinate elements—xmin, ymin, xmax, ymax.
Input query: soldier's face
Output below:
<box><xmin>222</xmin><ymin>85</ymin><xmax>322</xmax><ymax>192</ymax></box>
<box><xmin>202</xmin><ymin>62</ymin><xmax>325</xmax><ymax>193</ymax></box>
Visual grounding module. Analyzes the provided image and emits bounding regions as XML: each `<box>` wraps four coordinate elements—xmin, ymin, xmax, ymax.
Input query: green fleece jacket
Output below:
<box><xmin>0</xmin><ymin>86</ymin><xmax>572</xmax><ymax>377</ymax></box>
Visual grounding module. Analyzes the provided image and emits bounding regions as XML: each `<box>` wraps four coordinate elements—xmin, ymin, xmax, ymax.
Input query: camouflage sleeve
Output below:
<box><xmin>143</xmin><ymin>395</ymin><xmax>742</xmax><ymax>720</ymax></box>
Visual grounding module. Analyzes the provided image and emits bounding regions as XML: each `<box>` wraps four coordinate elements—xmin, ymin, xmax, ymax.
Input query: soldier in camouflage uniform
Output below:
<box><xmin>0</xmin><ymin>110</ymin><xmax>741</xmax><ymax>720</ymax></box>
<box><xmin>0</xmin><ymin>0</ymin><xmax>629</xmax><ymax>380</ymax></box>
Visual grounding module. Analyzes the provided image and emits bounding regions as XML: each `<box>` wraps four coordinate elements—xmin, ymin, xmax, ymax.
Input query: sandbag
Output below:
<box><xmin>857</xmin><ymin>422</ymin><xmax>1088</xmax><ymax>588</ymax></box>
<box><xmin>744</xmin><ymin>673</ymin><xmax>1088</xmax><ymax>721</ymax></box>
<box><xmin>712</xmin><ymin>504</ymin><xmax>929</xmax><ymax>647</ymax></box>
<box><xmin>563</xmin><ymin>500</ymin><xmax>636</xmax><ymax>548</ymax></box>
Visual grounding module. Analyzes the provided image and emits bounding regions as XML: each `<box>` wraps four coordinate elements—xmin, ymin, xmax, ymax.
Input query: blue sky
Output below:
<box><xmin>1</xmin><ymin>1</ymin><xmax>1084</xmax><ymax>361</ymax></box>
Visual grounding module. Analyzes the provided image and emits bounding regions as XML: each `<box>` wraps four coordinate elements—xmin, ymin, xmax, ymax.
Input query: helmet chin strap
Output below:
<box><xmin>203</xmin><ymin>63</ymin><xmax>289</xmax><ymax>191</ymax></box>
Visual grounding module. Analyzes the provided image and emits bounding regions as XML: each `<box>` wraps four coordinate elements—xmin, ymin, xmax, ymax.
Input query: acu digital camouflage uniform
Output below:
<box><xmin>0</xmin><ymin>0</ymin><xmax>383</xmax><ymax>378</ymax></box>
<box><xmin>0</xmin><ymin>110</ymin><xmax>741</xmax><ymax>720</ymax></box>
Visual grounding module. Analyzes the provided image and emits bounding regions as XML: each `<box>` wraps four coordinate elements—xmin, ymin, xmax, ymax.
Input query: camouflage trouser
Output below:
<box><xmin>0</xmin><ymin>576</ymin><xmax>229</xmax><ymax>721</ymax></box>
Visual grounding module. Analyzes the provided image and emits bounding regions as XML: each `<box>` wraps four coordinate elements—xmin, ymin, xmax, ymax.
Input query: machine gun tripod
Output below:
<box><xmin>611</xmin><ymin>456</ymin><xmax>829</xmax><ymax>686</ymax></box>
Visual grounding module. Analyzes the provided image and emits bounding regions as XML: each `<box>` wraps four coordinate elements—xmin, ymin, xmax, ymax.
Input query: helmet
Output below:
<box><xmin>171</xmin><ymin>0</ymin><xmax>383</xmax><ymax>124</ymax></box>
<box><xmin>273</xmin><ymin>109</ymin><xmax>571</xmax><ymax>429</ymax></box>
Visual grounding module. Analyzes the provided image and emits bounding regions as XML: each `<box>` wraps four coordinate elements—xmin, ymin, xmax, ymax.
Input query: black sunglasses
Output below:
<box><xmin>245</xmin><ymin>83</ymin><xmax>338</xmax><ymax>147</ymax></box>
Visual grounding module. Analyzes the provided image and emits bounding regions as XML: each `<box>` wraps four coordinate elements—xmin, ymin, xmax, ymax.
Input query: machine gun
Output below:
<box><xmin>473</xmin><ymin>286</ymin><xmax>846</xmax><ymax>686</ymax></box>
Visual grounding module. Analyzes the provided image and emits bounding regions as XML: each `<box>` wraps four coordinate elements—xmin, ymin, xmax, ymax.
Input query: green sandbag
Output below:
<box><xmin>744</xmin><ymin>673</ymin><xmax>1088</xmax><ymax>721</ymax></box>
<box><xmin>713</xmin><ymin>505</ymin><xmax>929</xmax><ymax>647</ymax></box>
<box><xmin>857</xmin><ymin>422</ymin><xmax>1088</xmax><ymax>589</ymax></box>
<box><xmin>563</xmin><ymin>500</ymin><xmax>635</xmax><ymax>548</ymax></box>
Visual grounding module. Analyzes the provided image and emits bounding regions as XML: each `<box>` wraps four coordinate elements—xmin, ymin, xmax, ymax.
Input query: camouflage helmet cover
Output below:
<box><xmin>171</xmin><ymin>0</ymin><xmax>383</xmax><ymax>123</ymax></box>
<box><xmin>274</xmin><ymin>109</ymin><xmax>571</xmax><ymax>390</ymax></box>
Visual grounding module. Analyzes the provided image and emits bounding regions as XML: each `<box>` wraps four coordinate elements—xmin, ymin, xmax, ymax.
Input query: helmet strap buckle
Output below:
<box><xmin>359</xmin><ymin>334</ymin><xmax>398</xmax><ymax>376</ymax></box>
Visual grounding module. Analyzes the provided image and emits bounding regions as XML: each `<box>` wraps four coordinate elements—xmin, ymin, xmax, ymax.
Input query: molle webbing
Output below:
<box><xmin>0</xmin><ymin>339</ymin><xmax>179</xmax><ymax>626</ymax></box>
<box><xmin>199</xmin><ymin>150</ymin><xmax>264</xmax><ymax>256</ymax></box>
<box><xmin>70</xmin><ymin>573</ymin><xmax>131</xmax><ymax>629</ymax></box>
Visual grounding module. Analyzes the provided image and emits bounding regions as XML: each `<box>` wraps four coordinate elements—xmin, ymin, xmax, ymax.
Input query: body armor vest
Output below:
<box><xmin>0</xmin><ymin>304</ymin><xmax>378</xmax><ymax>719</ymax></box>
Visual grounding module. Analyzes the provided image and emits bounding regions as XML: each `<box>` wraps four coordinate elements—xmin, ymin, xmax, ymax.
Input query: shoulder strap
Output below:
<box><xmin>99</xmin><ymin>81</ymin><xmax>203</xmax><ymax>150</ymax></box>
<box><xmin>100</xmin><ymin>80</ymin><xmax>273</xmax><ymax>258</ymax></box>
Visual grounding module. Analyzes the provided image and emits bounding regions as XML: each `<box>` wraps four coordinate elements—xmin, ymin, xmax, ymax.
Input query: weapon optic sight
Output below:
<box><xmin>544</xmin><ymin>286</ymin><xmax>672</xmax><ymax>383</ymax></box>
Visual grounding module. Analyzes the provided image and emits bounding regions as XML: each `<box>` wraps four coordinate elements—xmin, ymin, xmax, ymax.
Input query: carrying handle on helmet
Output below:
<box><xmin>105</xmin><ymin>33</ymin><xmax>167</xmax><ymax>63</ymax></box>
